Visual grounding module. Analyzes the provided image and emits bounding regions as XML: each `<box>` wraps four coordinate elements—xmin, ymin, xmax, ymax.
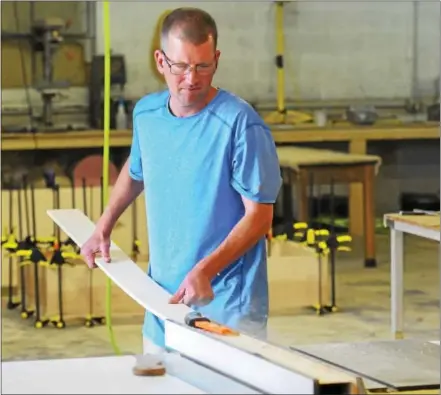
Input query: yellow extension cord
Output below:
<box><xmin>101</xmin><ymin>7</ymin><xmax>170</xmax><ymax>355</ymax></box>
<box><xmin>102</xmin><ymin>1</ymin><xmax>121</xmax><ymax>356</ymax></box>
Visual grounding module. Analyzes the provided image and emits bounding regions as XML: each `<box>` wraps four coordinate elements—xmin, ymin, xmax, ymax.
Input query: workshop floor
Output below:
<box><xmin>2</xmin><ymin>233</ymin><xmax>439</xmax><ymax>362</ymax></box>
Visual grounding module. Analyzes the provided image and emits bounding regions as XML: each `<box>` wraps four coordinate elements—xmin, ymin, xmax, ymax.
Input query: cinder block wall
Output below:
<box><xmin>95</xmin><ymin>1</ymin><xmax>440</xmax><ymax>102</ymax></box>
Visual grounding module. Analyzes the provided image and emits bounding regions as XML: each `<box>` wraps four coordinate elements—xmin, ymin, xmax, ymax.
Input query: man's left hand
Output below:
<box><xmin>169</xmin><ymin>267</ymin><xmax>214</xmax><ymax>307</ymax></box>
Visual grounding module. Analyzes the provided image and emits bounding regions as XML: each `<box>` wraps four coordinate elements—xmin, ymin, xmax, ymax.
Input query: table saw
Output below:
<box><xmin>4</xmin><ymin>209</ymin><xmax>439</xmax><ymax>395</ymax></box>
<box><xmin>2</xmin><ymin>338</ymin><xmax>439</xmax><ymax>394</ymax></box>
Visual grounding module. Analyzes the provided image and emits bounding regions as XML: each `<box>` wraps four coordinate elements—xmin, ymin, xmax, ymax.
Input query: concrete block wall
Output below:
<box><xmin>367</xmin><ymin>141</ymin><xmax>440</xmax><ymax>214</ymax></box>
<box><xmin>95</xmin><ymin>1</ymin><xmax>440</xmax><ymax>103</ymax></box>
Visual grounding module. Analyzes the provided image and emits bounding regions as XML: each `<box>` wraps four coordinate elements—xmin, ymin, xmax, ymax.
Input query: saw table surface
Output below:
<box><xmin>1</xmin><ymin>353</ymin><xmax>261</xmax><ymax>394</ymax></box>
<box><xmin>293</xmin><ymin>339</ymin><xmax>440</xmax><ymax>391</ymax></box>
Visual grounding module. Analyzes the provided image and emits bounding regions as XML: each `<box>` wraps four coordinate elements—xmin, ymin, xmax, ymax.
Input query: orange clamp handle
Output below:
<box><xmin>195</xmin><ymin>321</ymin><xmax>239</xmax><ymax>336</ymax></box>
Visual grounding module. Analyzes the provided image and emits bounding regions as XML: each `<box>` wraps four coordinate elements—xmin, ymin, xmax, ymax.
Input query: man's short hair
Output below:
<box><xmin>161</xmin><ymin>7</ymin><xmax>218</xmax><ymax>50</ymax></box>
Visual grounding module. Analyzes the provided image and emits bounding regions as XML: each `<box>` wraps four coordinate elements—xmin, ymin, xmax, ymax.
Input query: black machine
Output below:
<box><xmin>345</xmin><ymin>105</ymin><xmax>378</xmax><ymax>126</ymax></box>
<box><xmin>427</xmin><ymin>102</ymin><xmax>440</xmax><ymax>121</ymax></box>
<box><xmin>88</xmin><ymin>54</ymin><xmax>130</xmax><ymax>129</ymax></box>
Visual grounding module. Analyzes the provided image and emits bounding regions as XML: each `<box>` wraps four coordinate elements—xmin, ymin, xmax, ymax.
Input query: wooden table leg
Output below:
<box><xmin>363</xmin><ymin>164</ymin><xmax>377</xmax><ymax>267</ymax></box>
<box><xmin>280</xmin><ymin>168</ymin><xmax>295</xmax><ymax>238</ymax></box>
<box><xmin>296</xmin><ymin>170</ymin><xmax>309</xmax><ymax>223</ymax></box>
<box><xmin>349</xmin><ymin>139</ymin><xmax>367</xmax><ymax>237</ymax></box>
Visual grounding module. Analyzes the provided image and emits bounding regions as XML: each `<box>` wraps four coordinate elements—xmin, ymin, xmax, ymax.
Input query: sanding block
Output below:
<box><xmin>132</xmin><ymin>354</ymin><xmax>166</xmax><ymax>376</ymax></box>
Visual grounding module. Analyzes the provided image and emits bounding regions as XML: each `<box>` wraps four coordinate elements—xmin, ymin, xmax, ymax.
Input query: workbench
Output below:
<box><xmin>273</xmin><ymin>122</ymin><xmax>438</xmax><ymax>238</ymax></box>
<box><xmin>1</xmin><ymin>123</ymin><xmax>438</xmax><ymax>152</ymax></box>
<box><xmin>277</xmin><ymin>146</ymin><xmax>381</xmax><ymax>267</ymax></box>
<box><xmin>383</xmin><ymin>212</ymin><xmax>440</xmax><ymax>340</ymax></box>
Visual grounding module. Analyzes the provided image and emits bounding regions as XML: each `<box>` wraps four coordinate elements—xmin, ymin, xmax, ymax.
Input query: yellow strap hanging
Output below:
<box><xmin>102</xmin><ymin>0</ymin><xmax>121</xmax><ymax>356</ymax></box>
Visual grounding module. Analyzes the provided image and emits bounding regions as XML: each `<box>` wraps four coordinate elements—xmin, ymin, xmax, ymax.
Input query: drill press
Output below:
<box><xmin>31</xmin><ymin>17</ymin><xmax>70</xmax><ymax>129</ymax></box>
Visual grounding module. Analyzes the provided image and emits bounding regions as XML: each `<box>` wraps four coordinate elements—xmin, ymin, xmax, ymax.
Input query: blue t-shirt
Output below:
<box><xmin>129</xmin><ymin>88</ymin><xmax>282</xmax><ymax>347</ymax></box>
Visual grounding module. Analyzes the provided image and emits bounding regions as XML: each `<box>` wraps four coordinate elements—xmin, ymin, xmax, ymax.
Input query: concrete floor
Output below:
<box><xmin>1</xmin><ymin>233</ymin><xmax>439</xmax><ymax>362</ymax></box>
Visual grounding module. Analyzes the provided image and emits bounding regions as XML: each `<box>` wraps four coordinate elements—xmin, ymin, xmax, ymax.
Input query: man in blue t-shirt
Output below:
<box><xmin>81</xmin><ymin>7</ymin><xmax>282</xmax><ymax>354</ymax></box>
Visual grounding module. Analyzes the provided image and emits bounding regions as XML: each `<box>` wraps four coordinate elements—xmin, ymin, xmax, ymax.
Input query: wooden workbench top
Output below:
<box><xmin>271</xmin><ymin>122</ymin><xmax>439</xmax><ymax>143</ymax></box>
<box><xmin>1</xmin><ymin>122</ymin><xmax>439</xmax><ymax>151</ymax></box>
<box><xmin>277</xmin><ymin>146</ymin><xmax>382</xmax><ymax>172</ymax></box>
<box><xmin>383</xmin><ymin>213</ymin><xmax>440</xmax><ymax>231</ymax></box>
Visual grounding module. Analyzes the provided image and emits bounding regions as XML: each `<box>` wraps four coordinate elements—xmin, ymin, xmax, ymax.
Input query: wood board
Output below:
<box><xmin>46</xmin><ymin>209</ymin><xmax>191</xmax><ymax>324</ymax></box>
<box><xmin>47</xmin><ymin>209</ymin><xmax>361</xmax><ymax>394</ymax></box>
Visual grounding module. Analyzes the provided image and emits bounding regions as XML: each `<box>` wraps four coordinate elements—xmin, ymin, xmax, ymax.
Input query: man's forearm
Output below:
<box><xmin>96</xmin><ymin>159</ymin><xmax>144</xmax><ymax>236</ymax></box>
<box><xmin>197</xmin><ymin>210</ymin><xmax>272</xmax><ymax>280</ymax></box>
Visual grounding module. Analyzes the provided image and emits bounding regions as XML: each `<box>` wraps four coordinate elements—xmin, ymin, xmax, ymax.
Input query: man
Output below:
<box><xmin>81</xmin><ymin>7</ymin><xmax>282</xmax><ymax>355</ymax></box>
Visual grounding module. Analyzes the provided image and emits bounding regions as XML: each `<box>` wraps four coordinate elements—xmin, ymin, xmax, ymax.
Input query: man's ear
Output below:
<box><xmin>214</xmin><ymin>50</ymin><xmax>221</xmax><ymax>72</ymax></box>
<box><xmin>154</xmin><ymin>49</ymin><xmax>165</xmax><ymax>74</ymax></box>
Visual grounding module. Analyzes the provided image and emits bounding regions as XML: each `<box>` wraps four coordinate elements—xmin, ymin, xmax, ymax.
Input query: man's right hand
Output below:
<box><xmin>80</xmin><ymin>232</ymin><xmax>111</xmax><ymax>269</ymax></box>
<box><xmin>78</xmin><ymin>158</ymin><xmax>144</xmax><ymax>269</ymax></box>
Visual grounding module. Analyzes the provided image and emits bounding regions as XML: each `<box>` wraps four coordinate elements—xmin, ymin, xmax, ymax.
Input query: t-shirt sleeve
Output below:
<box><xmin>128</xmin><ymin>120</ymin><xmax>143</xmax><ymax>182</ymax></box>
<box><xmin>230</xmin><ymin>123</ymin><xmax>282</xmax><ymax>203</ymax></box>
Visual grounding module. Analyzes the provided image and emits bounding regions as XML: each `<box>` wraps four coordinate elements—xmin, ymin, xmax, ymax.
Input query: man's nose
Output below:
<box><xmin>185</xmin><ymin>67</ymin><xmax>198</xmax><ymax>84</ymax></box>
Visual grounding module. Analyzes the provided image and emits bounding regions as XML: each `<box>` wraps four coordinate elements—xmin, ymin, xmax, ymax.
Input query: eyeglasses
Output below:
<box><xmin>161</xmin><ymin>50</ymin><xmax>217</xmax><ymax>76</ymax></box>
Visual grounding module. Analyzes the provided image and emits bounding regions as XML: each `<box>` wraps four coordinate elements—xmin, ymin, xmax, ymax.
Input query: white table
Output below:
<box><xmin>1</xmin><ymin>353</ymin><xmax>260</xmax><ymax>394</ymax></box>
<box><xmin>383</xmin><ymin>213</ymin><xmax>440</xmax><ymax>339</ymax></box>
